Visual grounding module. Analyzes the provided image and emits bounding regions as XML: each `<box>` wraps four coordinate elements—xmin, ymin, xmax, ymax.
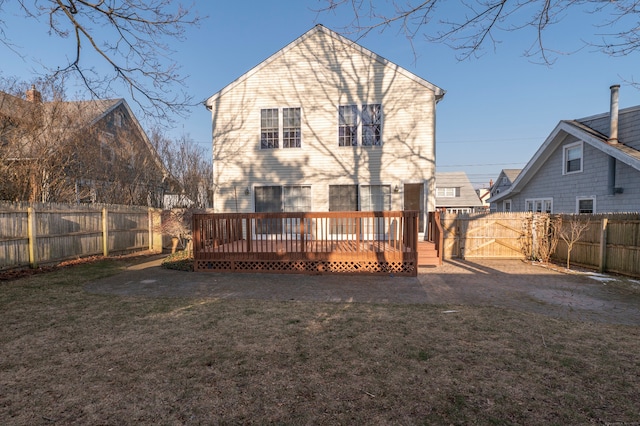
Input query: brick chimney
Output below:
<box><xmin>26</xmin><ymin>85</ymin><xmax>42</xmax><ymax>103</ymax></box>
<box><xmin>608</xmin><ymin>84</ymin><xmax>619</xmax><ymax>144</ymax></box>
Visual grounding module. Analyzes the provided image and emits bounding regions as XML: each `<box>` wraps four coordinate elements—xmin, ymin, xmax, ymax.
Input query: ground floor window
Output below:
<box><xmin>360</xmin><ymin>185</ymin><xmax>391</xmax><ymax>211</ymax></box>
<box><xmin>503</xmin><ymin>200</ymin><xmax>512</xmax><ymax>212</ymax></box>
<box><xmin>328</xmin><ymin>185</ymin><xmax>359</xmax><ymax>234</ymax></box>
<box><xmin>525</xmin><ymin>198</ymin><xmax>553</xmax><ymax>213</ymax></box>
<box><xmin>254</xmin><ymin>185</ymin><xmax>311</xmax><ymax>234</ymax></box>
<box><xmin>577</xmin><ymin>197</ymin><xmax>595</xmax><ymax>214</ymax></box>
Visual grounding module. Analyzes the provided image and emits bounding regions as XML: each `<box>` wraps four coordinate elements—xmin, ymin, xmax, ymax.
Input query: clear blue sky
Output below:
<box><xmin>2</xmin><ymin>1</ymin><xmax>639</xmax><ymax>188</ymax></box>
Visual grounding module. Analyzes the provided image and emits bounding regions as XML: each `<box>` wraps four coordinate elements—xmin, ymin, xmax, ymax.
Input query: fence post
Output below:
<box><xmin>149</xmin><ymin>208</ymin><xmax>163</xmax><ymax>253</ymax></box>
<box><xmin>27</xmin><ymin>207</ymin><xmax>38</xmax><ymax>269</ymax></box>
<box><xmin>599</xmin><ymin>218</ymin><xmax>608</xmax><ymax>273</ymax></box>
<box><xmin>102</xmin><ymin>207</ymin><xmax>109</xmax><ymax>257</ymax></box>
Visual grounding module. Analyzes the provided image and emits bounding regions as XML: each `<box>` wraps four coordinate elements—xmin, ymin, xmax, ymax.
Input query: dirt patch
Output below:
<box><xmin>84</xmin><ymin>257</ymin><xmax>640</xmax><ymax>326</ymax></box>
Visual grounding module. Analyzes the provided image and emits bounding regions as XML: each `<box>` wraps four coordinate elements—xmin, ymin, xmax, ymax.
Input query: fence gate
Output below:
<box><xmin>442</xmin><ymin>213</ymin><xmax>528</xmax><ymax>259</ymax></box>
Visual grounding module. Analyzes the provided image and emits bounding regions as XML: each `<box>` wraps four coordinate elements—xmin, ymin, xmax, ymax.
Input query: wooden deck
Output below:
<box><xmin>193</xmin><ymin>211</ymin><xmax>422</xmax><ymax>276</ymax></box>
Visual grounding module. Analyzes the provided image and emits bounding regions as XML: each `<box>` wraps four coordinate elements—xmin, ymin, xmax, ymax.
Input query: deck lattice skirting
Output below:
<box><xmin>192</xmin><ymin>211</ymin><xmax>419</xmax><ymax>276</ymax></box>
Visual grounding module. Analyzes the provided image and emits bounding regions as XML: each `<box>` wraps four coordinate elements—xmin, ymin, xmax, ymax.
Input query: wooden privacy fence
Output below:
<box><xmin>0</xmin><ymin>202</ymin><xmax>163</xmax><ymax>269</ymax></box>
<box><xmin>552</xmin><ymin>213</ymin><xmax>640</xmax><ymax>277</ymax></box>
<box><xmin>440</xmin><ymin>212</ymin><xmax>640</xmax><ymax>278</ymax></box>
<box><xmin>441</xmin><ymin>212</ymin><xmax>528</xmax><ymax>259</ymax></box>
<box><xmin>192</xmin><ymin>211</ymin><xmax>419</xmax><ymax>276</ymax></box>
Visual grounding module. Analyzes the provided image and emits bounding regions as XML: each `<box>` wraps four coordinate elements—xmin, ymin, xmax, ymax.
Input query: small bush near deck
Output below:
<box><xmin>161</xmin><ymin>250</ymin><xmax>193</xmax><ymax>271</ymax></box>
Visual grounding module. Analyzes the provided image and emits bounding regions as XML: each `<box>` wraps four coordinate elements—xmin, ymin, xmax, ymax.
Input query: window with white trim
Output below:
<box><xmin>360</xmin><ymin>185</ymin><xmax>391</xmax><ymax>211</ymax></box>
<box><xmin>436</xmin><ymin>187</ymin><xmax>460</xmax><ymax>198</ymax></box>
<box><xmin>283</xmin><ymin>185</ymin><xmax>311</xmax><ymax>212</ymax></box>
<box><xmin>563</xmin><ymin>142</ymin><xmax>583</xmax><ymax>174</ymax></box>
<box><xmin>338</xmin><ymin>106</ymin><xmax>358</xmax><ymax>147</ymax></box>
<box><xmin>282</xmin><ymin>108</ymin><xmax>301</xmax><ymax>148</ymax></box>
<box><xmin>503</xmin><ymin>200</ymin><xmax>512</xmax><ymax>212</ymax></box>
<box><xmin>337</xmin><ymin>104</ymin><xmax>382</xmax><ymax>146</ymax></box>
<box><xmin>362</xmin><ymin>104</ymin><xmax>382</xmax><ymax>146</ymax></box>
<box><xmin>260</xmin><ymin>109</ymin><xmax>279</xmax><ymax>149</ymax></box>
<box><xmin>254</xmin><ymin>185</ymin><xmax>311</xmax><ymax>235</ymax></box>
<box><xmin>260</xmin><ymin>107</ymin><xmax>301</xmax><ymax>149</ymax></box>
<box><xmin>525</xmin><ymin>198</ymin><xmax>553</xmax><ymax>213</ymax></box>
<box><xmin>577</xmin><ymin>197</ymin><xmax>595</xmax><ymax>214</ymax></box>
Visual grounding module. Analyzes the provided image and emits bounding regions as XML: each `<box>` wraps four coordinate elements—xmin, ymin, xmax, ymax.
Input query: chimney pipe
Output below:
<box><xmin>608</xmin><ymin>84</ymin><xmax>619</xmax><ymax>144</ymax></box>
<box><xmin>26</xmin><ymin>85</ymin><xmax>42</xmax><ymax>103</ymax></box>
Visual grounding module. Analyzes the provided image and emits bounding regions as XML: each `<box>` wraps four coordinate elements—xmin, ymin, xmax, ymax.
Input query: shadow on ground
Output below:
<box><xmin>85</xmin><ymin>258</ymin><xmax>640</xmax><ymax>326</ymax></box>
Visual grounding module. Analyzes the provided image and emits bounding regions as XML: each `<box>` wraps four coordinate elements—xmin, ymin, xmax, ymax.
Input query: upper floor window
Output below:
<box><xmin>260</xmin><ymin>108</ymin><xmax>279</xmax><ymax>149</ymax></box>
<box><xmin>338</xmin><ymin>105</ymin><xmax>358</xmax><ymax>147</ymax></box>
<box><xmin>563</xmin><ymin>142</ymin><xmax>583</xmax><ymax>174</ymax></box>
<box><xmin>282</xmin><ymin>108</ymin><xmax>301</xmax><ymax>148</ymax></box>
<box><xmin>362</xmin><ymin>104</ymin><xmax>381</xmax><ymax>146</ymax></box>
<box><xmin>338</xmin><ymin>104</ymin><xmax>382</xmax><ymax>146</ymax></box>
<box><xmin>436</xmin><ymin>187</ymin><xmax>460</xmax><ymax>198</ymax></box>
<box><xmin>260</xmin><ymin>107</ymin><xmax>301</xmax><ymax>149</ymax></box>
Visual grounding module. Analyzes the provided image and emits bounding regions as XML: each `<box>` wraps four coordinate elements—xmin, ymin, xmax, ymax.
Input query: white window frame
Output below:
<box><xmin>436</xmin><ymin>187</ymin><xmax>460</xmax><ymax>198</ymax></box>
<box><xmin>503</xmin><ymin>199</ymin><xmax>512</xmax><ymax>212</ymax></box>
<box><xmin>337</xmin><ymin>104</ymin><xmax>382</xmax><ymax>147</ymax></box>
<box><xmin>260</xmin><ymin>107</ymin><xmax>302</xmax><ymax>150</ymax></box>
<box><xmin>576</xmin><ymin>196</ymin><xmax>596</xmax><ymax>214</ymax></box>
<box><xmin>525</xmin><ymin>198</ymin><xmax>553</xmax><ymax>213</ymax></box>
<box><xmin>563</xmin><ymin>141</ymin><xmax>583</xmax><ymax>175</ymax></box>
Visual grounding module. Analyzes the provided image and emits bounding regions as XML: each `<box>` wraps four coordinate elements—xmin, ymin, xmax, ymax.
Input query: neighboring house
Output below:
<box><xmin>476</xmin><ymin>187</ymin><xmax>491</xmax><ymax>210</ymax></box>
<box><xmin>490</xmin><ymin>85</ymin><xmax>640</xmax><ymax>213</ymax></box>
<box><xmin>489</xmin><ymin>169</ymin><xmax>521</xmax><ymax>211</ymax></box>
<box><xmin>204</xmin><ymin>25</ymin><xmax>445</xmax><ymax>234</ymax></box>
<box><xmin>0</xmin><ymin>86</ymin><xmax>174</xmax><ymax>206</ymax></box>
<box><xmin>435</xmin><ymin>172</ymin><xmax>484</xmax><ymax>213</ymax></box>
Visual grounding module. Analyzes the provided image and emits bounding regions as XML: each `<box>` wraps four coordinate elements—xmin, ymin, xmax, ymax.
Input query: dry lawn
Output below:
<box><xmin>1</xmin><ymin>258</ymin><xmax>639</xmax><ymax>425</ymax></box>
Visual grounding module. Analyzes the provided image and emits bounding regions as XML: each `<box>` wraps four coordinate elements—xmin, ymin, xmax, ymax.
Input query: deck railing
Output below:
<box><xmin>427</xmin><ymin>211</ymin><xmax>443</xmax><ymax>265</ymax></box>
<box><xmin>192</xmin><ymin>211</ymin><xmax>419</xmax><ymax>276</ymax></box>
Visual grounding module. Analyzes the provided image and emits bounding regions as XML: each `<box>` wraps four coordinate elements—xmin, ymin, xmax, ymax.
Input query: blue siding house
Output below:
<box><xmin>490</xmin><ymin>85</ymin><xmax>640</xmax><ymax>214</ymax></box>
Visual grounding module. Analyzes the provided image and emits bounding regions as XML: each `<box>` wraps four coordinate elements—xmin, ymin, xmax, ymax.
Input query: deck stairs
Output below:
<box><xmin>417</xmin><ymin>241</ymin><xmax>441</xmax><ymax>267</ymax></box>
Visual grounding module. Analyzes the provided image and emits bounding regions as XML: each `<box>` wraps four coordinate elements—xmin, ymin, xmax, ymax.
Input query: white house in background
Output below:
<box><xmin>204</xmin><ymin>25</ymin><xmax>445</xmax><ymax>234</ymax></box>
<box><xmin>435</xmin><ymin>172</ymin><xmax>484</xmax><ymax>213</ymax></box>
<box><xmin>476</xmin><ymin>187</ymin><xmax>491</xmax><ymax>210</ymax></box>
<box><xmin>489</xmin><ymin>169</ymin><xmax>521</xmax><ymax>211</ymax></box>
<box><xmin>490</xmin><ymin>85</ymin><xmax>640</xmax><ymax>213</ymax></box>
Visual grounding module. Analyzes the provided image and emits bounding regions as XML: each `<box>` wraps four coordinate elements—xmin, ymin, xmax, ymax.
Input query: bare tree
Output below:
<box><xmin>0</xmin><ymin>0</ymin><xmax>201</xmax><ymax>120</ymax></box>
<box><xmin>318</xmin><ymin>1</ymin><xmax>640</xmax><ymax>64</ymax></box>
<box><xmin>150</xmin><ymin>128</ymin><xmax>212</xmax><ymax>208</ymax></box>
<box><xmin>558</xmin><ymin>215</ymin><xmax>591</xmax><ymax>269</ymax></box>
<box><xmin>1</xmin><ymin>77</ymin><xmax>171</xmax><ymax>205</ymax></box>
<box><xmin>0</xmin><ymin>78</ymin><xmax>81</xmax><ymax>202</ymax></box>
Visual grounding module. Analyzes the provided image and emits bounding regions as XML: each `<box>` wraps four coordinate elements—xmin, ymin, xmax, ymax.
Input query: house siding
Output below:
<box><xmin>209</xmin><ymin>28</ymin><xmax>439</xmax><ymax>220</ymax></box>
<box><xmin>504</xmin><ymin>136</ymin><xmax>640</xmax><ymax>213</ymax></box>
<box><xmin>580</xmin><ymin>106</ymin><xmax>640</xmax><ymax>151</ymax></box>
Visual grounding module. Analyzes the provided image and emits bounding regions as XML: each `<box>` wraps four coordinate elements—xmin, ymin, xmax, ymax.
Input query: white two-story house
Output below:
<box><xmin>204</xmin><ymin>25</ymin><xmax>445</xmax><ymax>235</ymax></box>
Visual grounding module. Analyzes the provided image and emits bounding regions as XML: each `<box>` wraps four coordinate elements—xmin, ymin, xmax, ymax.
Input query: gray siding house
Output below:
<box><xmin>435</xmin><ymin>172</ymin><xmax>483</xmax><ymax>213</ymax></box>
<box><xmin>490</xmin><ymin>86</ymin><xmax>640</xmax><ymax>214</ymax></box>
<box><xmin>489</xmin><ymin>169</ymin><xmax>521</xmax><ymax>211</ymax></box>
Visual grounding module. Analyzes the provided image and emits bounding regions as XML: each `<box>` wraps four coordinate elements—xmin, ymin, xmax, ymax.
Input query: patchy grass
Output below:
<box><xmin>1</xmin><ymin>261</ymin><xmax>639</xmax><ymax>424</ymax></box>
